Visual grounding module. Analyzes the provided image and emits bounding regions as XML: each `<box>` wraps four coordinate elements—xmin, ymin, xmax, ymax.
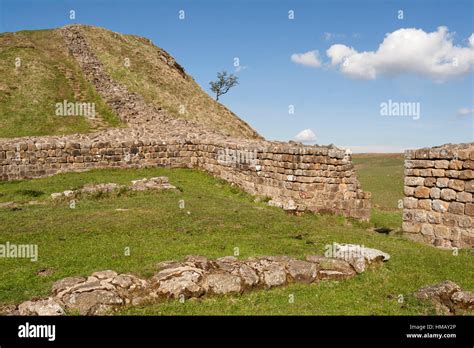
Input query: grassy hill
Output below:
<box><xmin>0</xmin><ymin>29</ymin><xmax>121</xmax><ymax>138</ymax></box>
<box><xmin>0</xmin><ymin>25</ymin><xmax>261</xmax><ymax>139</ymax></box>
<box><xmin>79</xmin><ymin>25</ymin><xmax>260</xmax><ymax>139</ymax></box>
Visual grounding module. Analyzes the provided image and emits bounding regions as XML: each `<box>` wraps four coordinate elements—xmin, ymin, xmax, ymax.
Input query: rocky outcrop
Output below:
<box><xmin>8</xmin><ymin>246</ymin><xmax>390</xmax><ymax>316</ymax></box>
<box><xmin>415</xmin><ymin>280</ymin><xmax>474</xmax><ymax>315</ymax></box>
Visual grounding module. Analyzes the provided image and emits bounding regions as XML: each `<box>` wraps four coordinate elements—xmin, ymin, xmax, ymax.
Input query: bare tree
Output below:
<box><xmin>209</xmin><ymin>71</ymin><xmax>239</xmax><ymax>101</ymax></box>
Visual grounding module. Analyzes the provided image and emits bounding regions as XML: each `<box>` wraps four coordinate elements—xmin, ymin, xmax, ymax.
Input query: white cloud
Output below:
<box><xmin>457</xmin><ymin>108</ymin><xmax>474</xmax><ymax>115</ymax></box>
<box><xmin>291</xmin><ymin>50</ymin><xmax>322</xmax><ymax>68</ymax></box>
<box><xmin>294</xmin><ymin>129</ymin><xmax>317</xmax><ymax>143</ymax></box>
<box><xmin>321</xmin><ymin>27</ymin><xmax>474</xmax><ymax>81</ymax></box>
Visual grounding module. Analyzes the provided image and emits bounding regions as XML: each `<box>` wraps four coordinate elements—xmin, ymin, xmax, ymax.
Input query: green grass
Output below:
<box><xmin>0</xmin><ymin>29</ymin><xmax>122</xmax><ymax>138</ymax></box>
<box><xmin>0</xmin><ymin>160</ymin><xmax>472</xmax><ymax>315</ymax></box>
<box><xmin>353</xmin><ymin>154</ymin><xmax>404</xmax><ymax>232</ymax></box>
<box><xmin>353</xmin><ymin>154</ymin><xmax>404</xmax><ymax>211</ymax></box>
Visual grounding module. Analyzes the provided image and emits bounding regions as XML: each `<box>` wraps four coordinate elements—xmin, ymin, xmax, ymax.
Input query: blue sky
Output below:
<box><xmin>1</xmin><ymin>0</ymin><xmax>473</xmax><ymax>152</ymax></box>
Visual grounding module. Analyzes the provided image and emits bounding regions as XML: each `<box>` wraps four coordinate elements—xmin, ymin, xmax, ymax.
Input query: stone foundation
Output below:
<box><xmin>403</xmin><ymin>143</ymin><xmax>474</xmax><ymax>248</ymax></box>
<box><xmin>8</xmin><ymin>244</ymin><xmax>390</xmax><ymax>315</ymax></box>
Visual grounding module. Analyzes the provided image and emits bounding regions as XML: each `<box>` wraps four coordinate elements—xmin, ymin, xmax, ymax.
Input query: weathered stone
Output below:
<box><xmin>457</xmin><ymin>192</ymin><xmax>472</xmax><ymax>203</ymax></box>
<box><xmin>52</xmin><ymin>276</ymin><xmax>86</xmax><ymax>295</ymax></box>
<box><xmin>184</xmin><ymin>255</ymin><xmax>214</xmax><ymax>270</ymax></box>
<box><xmin>18</xmin><ymin>298</ymin><xmax>64</xmax><ymax>316</ymax></box>
<box><xmin>415</xmin><ymin>281</ymin><xmax>473</xmax><ymax>315</ymax></box>
<box><xmin>432</xmin><ymin>200</ymin><xmax>449</xmax><ymax>213</ymax></box>
<box><xmin>448</xmin><ymin>179</ymin><xmax>464</xmax><ymax>192</ymax></box>
<box><xmin>402</xmin><ymin>221</ymin><xmax>421</xmax><ymax>233</ymax></box>
<box><xmin>414</xmin><ymin>186</ymin><xmax>430</xmax><ymax>198</ymax></box>
<box><xmin>430</xmin><ymin>187</ymin><xmax>441</xmax><ymax>199</ymax></box>
<box><xmin>421</xmin><ymin>224</ymin><xmax>434</xmax><ymax>236</ymax></box>
<box><xmin>451</xmin><ymin>290</ymin><xmax>474</xmax><ymax>312</ymax></box>
<box><xmin>7</xmin><ymin>254</ymin><xmax>392</xmax><ymax>315</ymax></box>
<box><xmin>434</xmin><ymin>225</ymin><xmax>450</xmax><ymax>239</ymax></box>
<box><xmin>151</xmin><ymin>266</ymin><xmax>205</xmax><ymax>299</ymax></box>
<box><xmin>204</xmin><ymin>272</ymin><xmax>242</xmax><ymax>294</ymax></box>
<box><xmin>436</xmin><ymin>177</ymin><xmax>449</xmax><ymax>188</ymax></box>
<box><xmin>62</xmin><ymin>290</ymin><xmax>123</xmax><ymax>315</ymax></box>
<box><xmin>306</xmin><ymin>255</ymin><xmax>355</xmax><ymax>279</ymax></box>
<box><xmin>91</xmin><ymin>270</ymin><xmax>118</xmax><ymax>280</ymax></box>
<box><xmin>404</xmin><ymin>197</ymin><xmax>418</xmax><ymax>209</ymax></box>
<box><xmin>448</xmin><ymin>202</ymin><xmax>464</xmax><ymax>215</ymax></box>
<box><xmin>404</xmin><ymin>177</ymin><xmax>424</xmax><ymax>186</ymax></box>
<box><xmin>418</xmin><ymin>199</ymin><xmax>432</xmax><ymax>210</ymax></box>
<box><xmin>440</xmin><ymin>188</ymin><xmax>456</xmax><ymax>201</ymax></box>
<box><xmin>465</xmin><ymin>203</ymin><xmax>474</xmax><ymax>216</ymax></box>
<box><xmin>285</xmin><ymin>259</ymin><xmax>319</xmax><ymax>282</ymax></box>
<box><xmin>262</xmin><ymin>262</ymin><xmax>288</xmax><ymax>288</ymax></box>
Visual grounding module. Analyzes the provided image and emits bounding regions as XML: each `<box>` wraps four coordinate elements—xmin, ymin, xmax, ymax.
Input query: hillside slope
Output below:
<box><xmin>0</xmin><ymin>25</ymin><xmax>261</xmax><ymax>140</ymax></box>
<box><xmin>0</xmin><ymin>29</ymin><xmax>121</xmax><ymax>138</ymax></box>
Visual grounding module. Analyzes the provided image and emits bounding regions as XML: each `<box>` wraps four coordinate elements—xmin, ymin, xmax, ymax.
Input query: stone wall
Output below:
<box><xmin>0</xmin><ymin>134</ymin><xmax>371</xmax><ymax>220</ymax></box>
<box><xmin>403</xmin><ymin>143</ymin><xmax>474</xmax><ymax>248</ymax></box>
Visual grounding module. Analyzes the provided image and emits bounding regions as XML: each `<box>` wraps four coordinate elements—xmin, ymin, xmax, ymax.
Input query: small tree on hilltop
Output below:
<box><xmin>209</xmin><ymin>71</ymin><xmax>239</xmax><ymax>101</ymax></box>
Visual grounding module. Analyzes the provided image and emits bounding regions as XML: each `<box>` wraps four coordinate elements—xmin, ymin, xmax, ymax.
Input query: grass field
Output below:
<box><xmin>0</xmin><ymin>155</ymin><xmax>472</xmax><ymax>315</ymax></box>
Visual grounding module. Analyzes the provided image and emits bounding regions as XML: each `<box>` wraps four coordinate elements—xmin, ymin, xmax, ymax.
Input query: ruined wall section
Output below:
<box><xmin>0</xmin><ymin>135</ymin><xmax>370</xmax><ymax>220</ymax></box>
<box><xmin>403</xmin><ymin>143</ymin><xmax>474</xmax><ymax>248</ymax></box>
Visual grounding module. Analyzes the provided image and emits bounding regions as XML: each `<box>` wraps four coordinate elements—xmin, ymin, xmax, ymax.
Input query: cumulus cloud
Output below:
<box><xmin>295</xmin><ymin>27</ymin><xmax>474</xmax><ymax>82</ymax></box>
<box><xmin>291</xmin><ymin>50</ymin><xmax>322</xmax><ymax>68</ymax></box>
<box><xmin>457</xmin><ymin>108</ymin><xmax>474</xmax><ymax>115</ymax></box>
<box><xmin>294</xmin><ymin>129</ymin><xmax>317</xmax><ymax>143</ymax></box>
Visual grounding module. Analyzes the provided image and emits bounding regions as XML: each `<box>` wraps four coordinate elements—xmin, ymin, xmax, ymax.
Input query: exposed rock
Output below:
<box><xmin>305</xmin><ymin>255</ymin><xmax>356</xmax><ymax>280</ymax></box>
<box><xmin>50</xmin><ymin>177</ymin><xmax>175</xmax><ymax>200</ymax></box>
<box><xmin>91</xmin><ymin>270</ymin><xmax>118</xmax><ymax>280</ymax></box>
<box><xmin>130</xmin><ymin>177</ymin><xmax>176</xmax><ymax>191</ymax></box>
<box><xmin>18</xmin><ymin>298</ymin><xmax>64</xmax><ymax>316</ymax></box>
<box><xmin>415</xmin><ymin>280</ymin><xmax>473</xmax><ymax>315</ymax></box>
<box><xmin>233</xmin><ymin>263</ymin><xmax>259</xmax><ymax>289</ymax></box>
<box><xmin>284</xmin><ymin>259</ymin><xmax>318</xmax><ymax>283</ymax></box>
<box><xmin>62</xmin><ymin>290</ymin><xmax>123</xmax><ymax>315</ymax></box>
<box><xmin>15</xmin><ymin>250</ymin><xmax>391</xmax><ymax>315</ymax></box>
<box><xmin>204</xmin><ymin>272</ymin><xmax>242</xmax><ymax>294</ymax></box>
<box><xmin>151</xmin><ymin>266</ymin><xmax>205</xmax><ymax>299</ymax></box>
<box><xmin>261</xmin><ymin>262</ymin><xmax>288</xmax><ymax>288</ymax></box>
<box><xmin>330</xmin><ymin>243</ymin><xmax>390</xmax><ymax>274</ymax></box>
<box><xmin>52</xmin><ymin>276</ymin><xmax>86</xmax><ymax>295</ymax></box>
<box><xmin>451</xmin><ymin>290</ymin><xmax>474</xmax><ymax>313</ymax></box>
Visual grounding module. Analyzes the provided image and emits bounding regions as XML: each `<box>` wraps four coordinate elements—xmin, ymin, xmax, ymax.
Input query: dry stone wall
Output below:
<box><xmin>0</xmin><ymin>25</ymin><xmax>371</xmax><ymax>221</ymax></box>
<box><xmin>0</xmin><ymin>135</ymin><xmax>370</xmax><ymax>220</ymax></box>
<box><xmin>403</xmin><ymin>143</ymin><xmax>474</xmax><ymax>248</ymax></box>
